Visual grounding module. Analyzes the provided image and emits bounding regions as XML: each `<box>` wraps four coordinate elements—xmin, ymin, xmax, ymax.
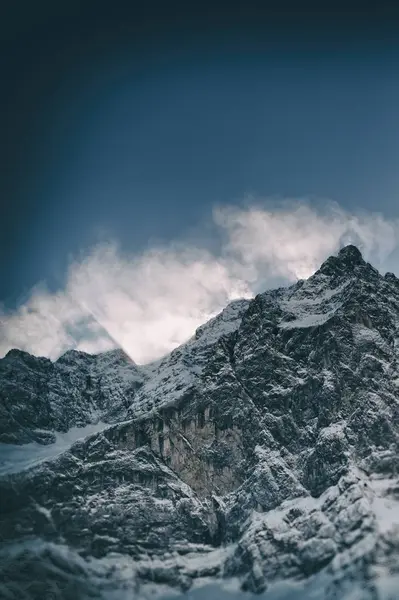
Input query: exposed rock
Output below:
<box><xmin>1</xmin><ymin>246</ymin><xmax>399</xmax><ymax>598</ymax></box>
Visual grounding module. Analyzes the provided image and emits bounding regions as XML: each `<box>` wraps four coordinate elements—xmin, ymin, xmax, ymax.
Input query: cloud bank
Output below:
<box><xmin>1</xmin><ymin>200</ymin><xmax>399</xmax><ymax>364</ymax></box>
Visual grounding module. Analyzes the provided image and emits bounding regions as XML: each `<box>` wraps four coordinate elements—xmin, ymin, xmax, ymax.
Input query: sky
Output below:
<box><xmin>2</xmin><ymin>0</ymin><xmax>399</xmax><ymax>363</ymax></box>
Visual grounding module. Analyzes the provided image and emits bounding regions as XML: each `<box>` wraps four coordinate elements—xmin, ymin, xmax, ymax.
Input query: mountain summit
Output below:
<box><xmin>337</xmin><ymin>243</ymin><xmax>364</xmax><ymax>262</ymax></box>
<box><xmin>317</xmin><ymin>243</ymin><xmax>369</xmax><ymax>276</ymax></box>
<box><xmin>1</xmin><ymin>245</ymin><xmax>399</xmax><ymax>599</ymax></box>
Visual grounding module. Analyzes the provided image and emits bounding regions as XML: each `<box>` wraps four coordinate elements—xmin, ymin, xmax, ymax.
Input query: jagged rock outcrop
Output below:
<box><xmin>1</xmin><ymin>245</ymin><xmax>399</xmax><ymax>599</ymax></box>
<box><xmin>0</xmin><ymin>348</ymin><xmax>144</xmax><ymax>444</ymax></box>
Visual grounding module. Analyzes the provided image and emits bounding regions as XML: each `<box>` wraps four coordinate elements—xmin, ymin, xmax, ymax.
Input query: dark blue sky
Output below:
<box><xmin>2</xmin><ymin>0</ymin><xmax>399</xmax><ymax>308</ymax></box>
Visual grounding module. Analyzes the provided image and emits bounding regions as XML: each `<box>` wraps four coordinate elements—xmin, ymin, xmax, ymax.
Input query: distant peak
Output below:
<box><xmin>337</xmin><ymin>244</ymin><xmax>364</xmax><ymax>264</ymax></box>
<box><xmin>97</xmin><ymin>348</ymin><xmax>137</xmax><ymax>365</ymax></box>
<box><xmin>56</xmin><ymin>349</ymin><xmax>93</xmax><ymax>364</ymax></box>
<box><xmin>3</xmin><ymin>348</ymin><xmax>51</xmax><ymax>365</ymax></box>
<box><xmin>4</xmin><ymin>348</ymin><xmax>27</xmax><ymax>359</ymax></box>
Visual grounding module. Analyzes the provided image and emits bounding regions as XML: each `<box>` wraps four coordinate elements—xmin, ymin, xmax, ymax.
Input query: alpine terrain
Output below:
<box><xmin>1</xmin><ymin>244</ymin><xmax>399</xmax><ymax>600</ymax></box>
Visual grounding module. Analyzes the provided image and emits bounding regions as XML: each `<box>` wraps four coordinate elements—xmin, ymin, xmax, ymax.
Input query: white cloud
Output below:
<box><xmin>215</xmin><ymin>200</ymin><xmax>399</xmax><ymax>282</ymax></box>
<box><xmin>1</xmin><ymin>200</ymin><xmax>399</xmax><ymax>364</ymax></box>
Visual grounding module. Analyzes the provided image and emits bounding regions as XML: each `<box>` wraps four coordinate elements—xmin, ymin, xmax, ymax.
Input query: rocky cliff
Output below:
<box><xmin>1</xmin><ymin>245</ymin><xmax>399</xmax><ymax>599</ymax></box>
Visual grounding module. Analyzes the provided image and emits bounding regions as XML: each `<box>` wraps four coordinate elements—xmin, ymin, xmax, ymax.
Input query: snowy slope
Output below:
<box><xmin>0</xmin><ymin>421</ymin><xmax>111</xmax><ymax>476</ymax></box>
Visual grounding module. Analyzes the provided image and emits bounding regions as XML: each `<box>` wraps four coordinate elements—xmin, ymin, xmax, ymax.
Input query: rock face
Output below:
<box><xmin>1</xmin><ymin>245</ymin><xmax>399</xmax><ymax>599</ymax></box>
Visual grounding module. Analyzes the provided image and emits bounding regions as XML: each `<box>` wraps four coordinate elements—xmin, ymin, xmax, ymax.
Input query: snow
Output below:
<box><xmin>369</xmin><ymin>478</ymin><xmax>399</xmax><ymax>535</ymax></box>
<box><xmin>187</xmin><ymin>299</ymin><xmax>250</xmax><ymax>349</ymax></box>
<box><xmin>278</xmin><ymin>281</ymin><xmax>350</xmax><ymax>330</ymax></box>
<box><xmin>0</xmin><ymin>537</ymin><xmax>395</xmax><ymax>600</ymax></box>
<box><xmin>322</xmin><ymin>369</ymin><xmax>336</xmax><ymax>391</ymax></box>
<box><xmin>93</xmin><ymin>349</ymin><xmax>144</xmax><ymax>384</ymax></box>
<box><xmin>318</xmin><ymin>421</ymin><xmax>347</xmax><ymax>441</ymax></box>
<box><xmin>279</xmin><ymin>310</ymin><xmax>336</xmax><ymax>330</ymax></box>
<box><xmin>128</xmin><ymin>299</ymin><xmax>249</xmax><ymax>416</ymax></box>
<box><xmin>0</xmin><ymin>421</ymin><xmax>110</xmax><ymax>476</ymax></box>
<box><xmin>352</xmin><ymin>325</ymin><xmax>382</xmax><ymax>343</ymax></box>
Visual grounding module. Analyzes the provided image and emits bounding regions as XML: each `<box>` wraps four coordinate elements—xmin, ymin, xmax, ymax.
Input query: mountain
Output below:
<box><xmin>1</xmin><ymin>245</ymin><xmax>399</xmax><ymax>599</ymax></box>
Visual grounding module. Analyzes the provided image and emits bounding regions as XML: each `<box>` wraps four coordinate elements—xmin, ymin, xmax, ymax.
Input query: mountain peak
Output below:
<box><xmin>317</xmin><ymin>244</ymin><xmax>366</xmax><ymax>278</ymax></box>
<box><xmin>337</xmin><ymin>244</ymin><xmax>364</xmax><ymax>264</ymax></box>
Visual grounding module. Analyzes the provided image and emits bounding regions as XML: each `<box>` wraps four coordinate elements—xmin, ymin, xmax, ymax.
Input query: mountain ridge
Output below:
<box><xmin>1</xmin><ymin>245</ymin><xmax>399</xmax><ymax>599</ymax></box>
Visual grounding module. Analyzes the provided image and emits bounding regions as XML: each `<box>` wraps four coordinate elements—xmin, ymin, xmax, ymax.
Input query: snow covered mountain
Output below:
<box><xmin>1</xmin><ymin>245</ymin><xmax>399</xmax><ymax>599</ymax></box>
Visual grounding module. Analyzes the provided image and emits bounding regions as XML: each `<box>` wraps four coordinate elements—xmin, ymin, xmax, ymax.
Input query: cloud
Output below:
<box><xmin>1</xmin><ymin>199</ymin><xmax>399</xmax><ymax>364</ymax></box>
<box><xmin>215</xmin><ymin>199</ymin><xmax>399</xmax><ymax>282</ymax></box>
